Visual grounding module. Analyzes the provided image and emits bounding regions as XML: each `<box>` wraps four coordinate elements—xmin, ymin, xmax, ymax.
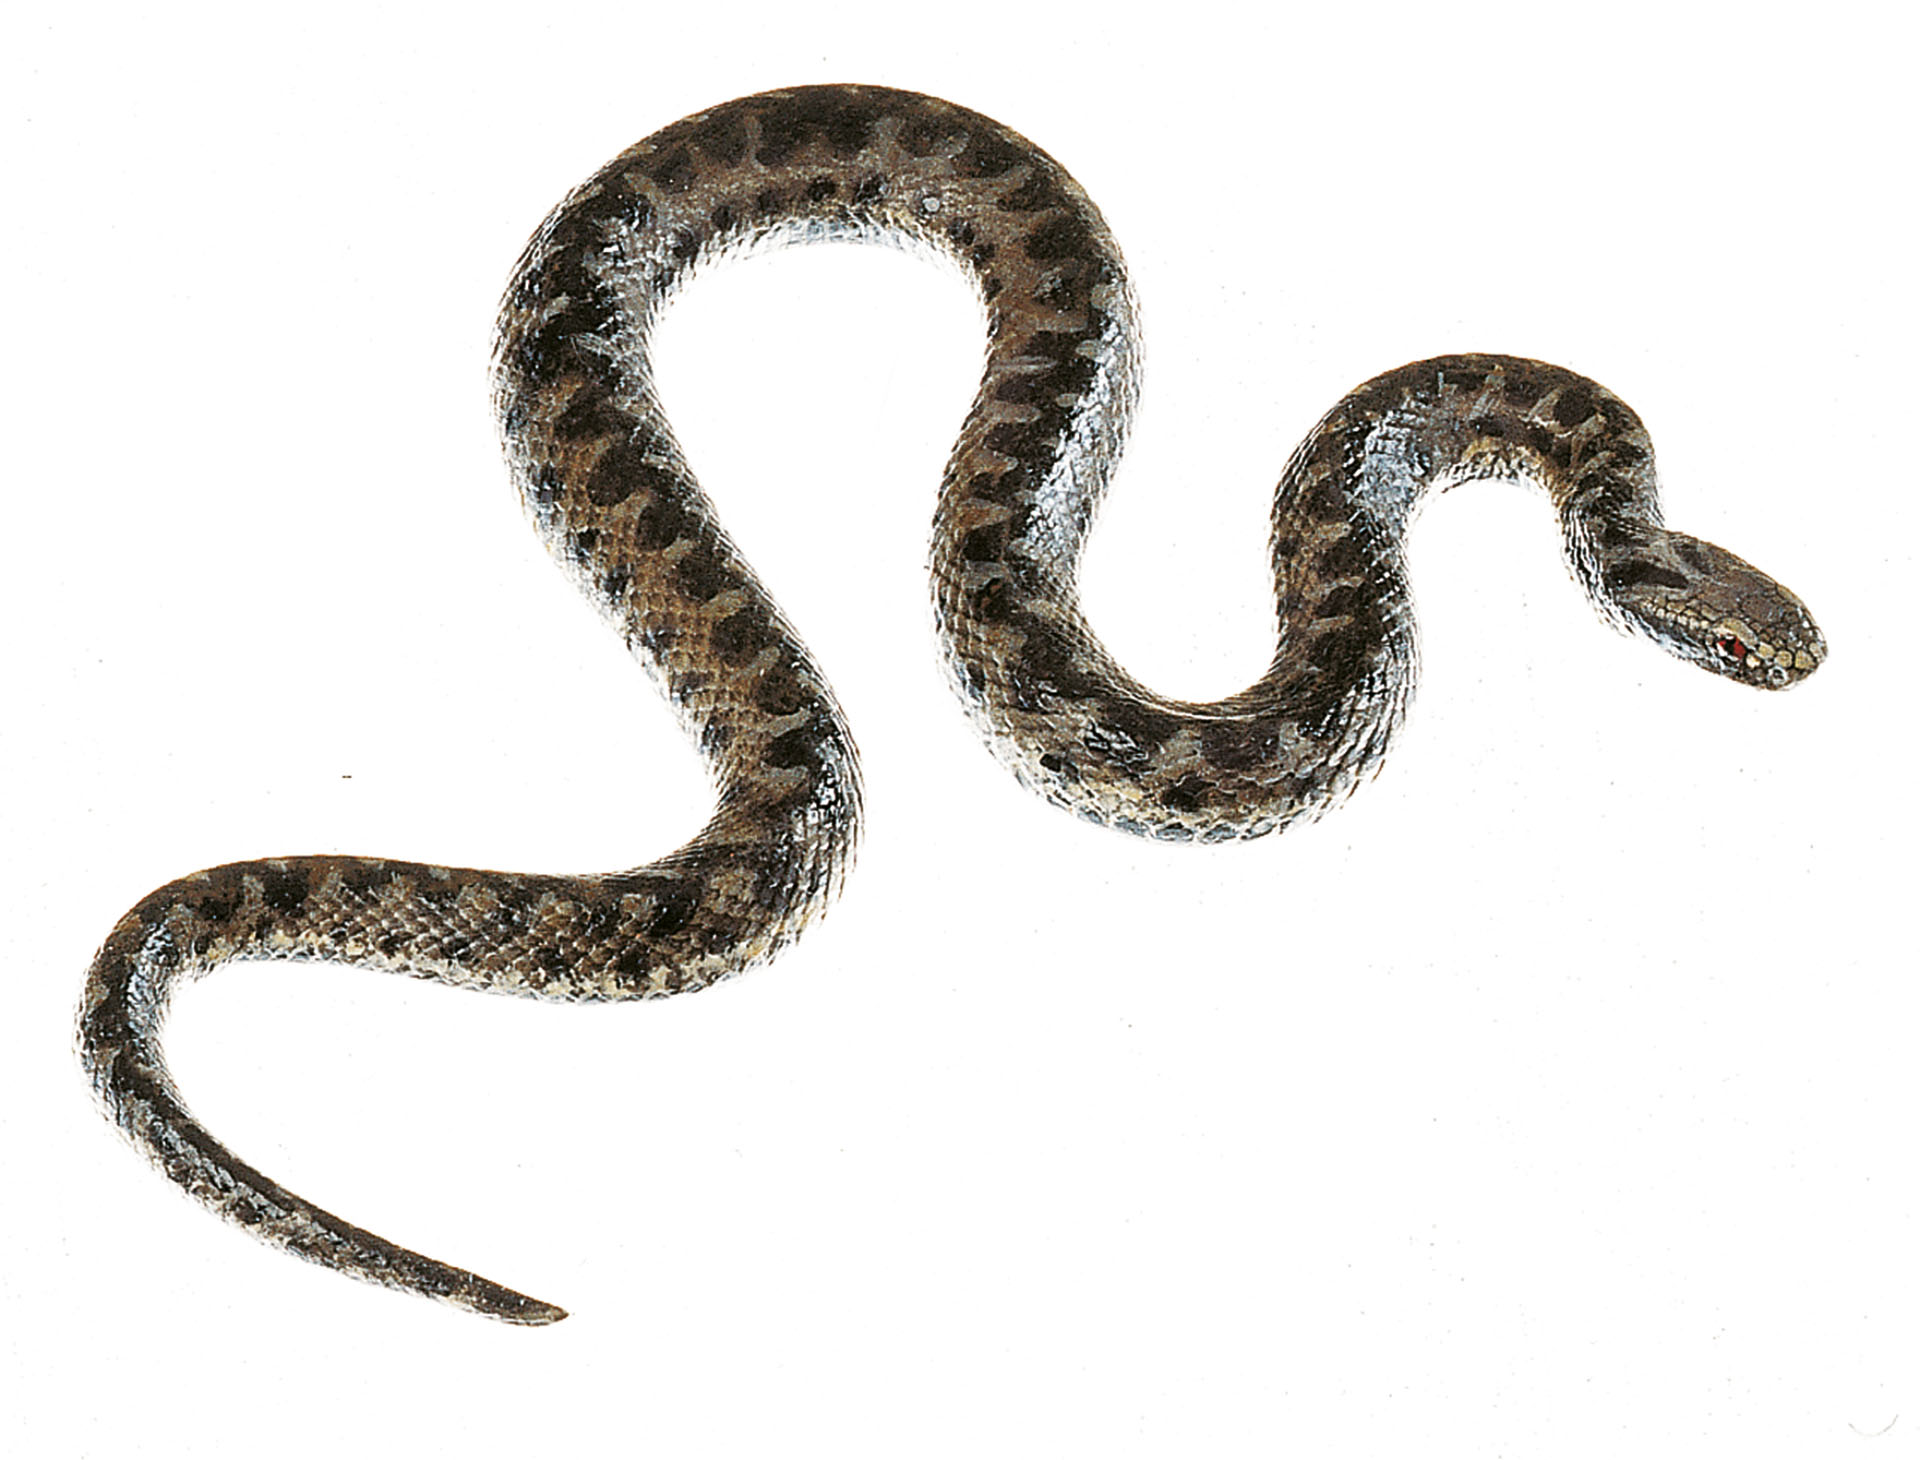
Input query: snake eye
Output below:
<box><xmin>1715</xmin><ymin>635</ymin><xmax>1749</xmax><ymax>662</ymax></box>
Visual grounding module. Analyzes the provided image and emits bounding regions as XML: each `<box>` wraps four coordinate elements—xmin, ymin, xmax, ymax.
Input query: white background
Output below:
<box><xmin>5</xmin><ymin>3</ymin><xmax>1914</xmax><ymax>1455</ymax></box>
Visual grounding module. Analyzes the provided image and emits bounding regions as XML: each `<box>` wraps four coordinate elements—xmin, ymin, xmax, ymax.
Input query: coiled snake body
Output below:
<box><xmin>78</xmin><ymin>85</ymin><xmax>1826</xmax><ymax>1323</ymax></box>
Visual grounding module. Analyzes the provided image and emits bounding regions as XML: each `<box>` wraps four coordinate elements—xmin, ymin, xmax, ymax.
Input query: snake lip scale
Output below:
<box><xmin>76</xmin><ymin>84</ymin><xmax>1826</xmax><ymax>1324</ymax></box>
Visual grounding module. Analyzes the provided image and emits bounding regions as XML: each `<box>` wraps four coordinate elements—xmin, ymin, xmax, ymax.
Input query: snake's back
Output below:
<box><xmin>78</xmin><ymin>84</ymin><xmax>1825</xmax><ymax>1323</ymax></box>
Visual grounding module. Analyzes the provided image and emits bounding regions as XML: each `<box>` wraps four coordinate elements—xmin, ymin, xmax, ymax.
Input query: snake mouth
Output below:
<box><xmin>1706</xmin><ymin>616</ymin><xmax>1826</xmax><ymax>689</ymax></box>
<box><xmin>1708</xmin><ymin>640</ymin><xmax>1821</xmax><ymax>689</ymax></box>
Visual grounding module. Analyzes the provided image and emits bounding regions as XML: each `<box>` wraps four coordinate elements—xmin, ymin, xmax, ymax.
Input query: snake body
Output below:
<box><xmin>77</xmin><ymin>85</ymin><xmax>1825</xmax><ymax>1324</ymax></box>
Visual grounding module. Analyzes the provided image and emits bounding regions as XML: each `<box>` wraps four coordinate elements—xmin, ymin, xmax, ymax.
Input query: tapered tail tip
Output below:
<box><xmin>462</xmin><ymin>1276</ymin><xmax>569</xmax><ymax>1326</ymax></box>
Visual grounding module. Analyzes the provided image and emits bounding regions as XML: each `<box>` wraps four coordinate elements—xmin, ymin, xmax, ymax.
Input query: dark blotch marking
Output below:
<box><xmin>712</xmin><ymin>607</ymin><xmax>774</xmax><ymax>664</ymax></box>
<box><xmin>1308</xmin><ymin>621</ymin><xmax>1374</xmax><ymax>677</ymax></box>
<box><xmin>1014</xmin><ymin>399</ymin><xmax>1073</xmax><ymax>444</ymax></box>
<box><xmin>970</xmin><ymin>577</ymin><xmax>1015</xmax><ymax>623</ymax></box>
<box><xmin>506</xmin><ymin>187</ymin><xmax>647</xmax><ymax>315</ymax></box>
<box><xmin>1103</xmin><ymin>699</ymin><xmax>1179</xmax><ymax>751</ymax></box>
<box><xmin>995</xmin><ymin>344</ymin><xmax>1097</xmax><ymax>407</ymax></box>
<box><xmin>764</xmin><ymin>725</ymin><xmax>825</xmax><ymax>772</ymax></box>
<box><xmin>1200</xmin><ymin>721</ymin><xmax>1279</xmax><ymax>772</ymax></box>
<box><xmin>952</xmin><ymin>126</ymin><xmax>1024</xmax><ymax>179</ymax></box>
<box><xmin>1306</xmin><ymin>612</ymin><xmax>1386</xmax><ymax>682</ymax></box>
<box><xmin>556</xmin><ymin>277</ymin><xmax>621</xmax><ymax>336</ymax></box>
<box><xmin>1499</xmin><ymin>374</ymin><xmax>1548</xmax><ymax>414</ymax></box>
<box><xmin>997</xmin><ymin>170</ymin><xmax>1066</xmax><ymax>213</ymax></box>
<box><xmin>633</xmin><ymin>495</ymin><xmax>688</xmax><ymax>552</ymax></box>
<box><xmin>552</xmin><ymin>381</ymin><xmax>628</xmax><ymax>444</ymax></box>
<box><xmin>751</xmin><ymin>663</ymin><xmax>808</xmax><ymax>716</ymax></box>
<box><xmin>334</xmin><ymin>861</ymin><xmax>396</xmax><ymax>901</ymax></box>
<box><xmin>961</xmin><ymin>523</ymin><xmax>1008</xmax><ymax>562</ymax></box>
<box><xmin>1314</xmin><ymin>583</ymin><xmax>1364</xmax><ymax>621</ymax></box>
<box><xmin>1599</xmin><ymin>519</ymin><xmax>1644</xmax><ymax>552</ymax></box>
<box><xmin>1014</xmin><ymin>621</ymin><xmax>1101</xmax><ymax>701</ymax></box>
<box><xmin>512</xmin><ymin>316</ymin><xmax>597</xmax><ymax>385</ymax></box>
<box><xmin>1588</xmin><ymin>476</ymin><xmax>1637</xmax><ymax>515</ymax></box>
<box><xmin>753</xmin><ymin>89</ymin><xmax>884</xmax><ymax>166</ymax></box>
<box><xmin>1316</xmin><ymin>532</ymin><xmax>1369</xmax><ymax>579</ymax></box>
<box><xmin>1516</xmin><ymin>422</ymin><xmax>1572</xmax><ymax>470</ymax></box>
<box><xmin>530</xmin><ymin>247</ymin><xmax>595</xmax><ymax>315</ymax></box>
<box><xmin>1676</xmin><ymin>538</ymin><xmax>1710</xmax><ymax>573</ymax></box>
<box><xmin>674</xmin><ymin>543</ymin><xmax>732</xmax><ymax>602</ymax></box>
<box><xmin>967</xmin><ymin>466</ymin><xmax>1031</xmax><ymax>505</ymax></box>
<box><xmin>609</xmin><ymin>942</ymin><xmax>653</xmax><ymax>990</ymax></box>
<box><xmin>643</xmin><ymin>882</ymin><xmax>700</xmax><ymax>939</ymax></box>
<box><xmin>1159</xmin><ymin>774</ymin><xmax>1209</xmax><ymax>814</ymax></box>
<box><xmin>1022</xmin><ymin>213</ymin><xmax>1097</xmax><ymax>263</ymax></box>
<box><xmin>994</xmin><ymin>376</ymin><xmax>1048</xmax><ymax>406</ymax></box>
<box><xmin>564</xmin><ymin>169</ymin><xmax>651</xmax><ymax>232</ymax></box>
<box><xmin>984</xmin><ymin>420</ymin><xmax>1051</xmax><ymax>458</ymax></box>
<box><xmin>644</xmin><ymin>146</ymin><xmax>698</xmax><ymax>191</ymax></box>
<box><xmin>1552</xmin><ymin>384</ymin><xmax>1596</xmax><ymax>429</ymax></box>
<box><xmin>805</xmin><ymin>175</ymin><xmax>839</xmax><ymax>203</ymax></box>
<box><xmin>1605</xmin><ymin>560</ymin><xmax>1692</xmax><ymax>593</ymax></box>
<box><xmin>690</xmin><ymin>112</ymin><xmax>750</xmax><ymax>166</ymax></box>
<box><xmin>1605</xmin><ymin>439</ymin><xmax>1648</xmax><ymax>471</ymax></box>
<box><xmin>588</xmin><ymin>441</ymin><xmax>673</xmax><ymax>508</ymax></box>
<box><xmin>256</xmin><ymin>866</ymin><xmax>309</xmax><ymax>918</ymax></box>
<box><xmin>1303</xmin><ymin>475</ymin><xmax>1349</xmax><ymax>525</ymax></box>
<box><xmin>410</xmin><ymin>880</ymin><xmax>460</xmax><ymax>913</ymax></box>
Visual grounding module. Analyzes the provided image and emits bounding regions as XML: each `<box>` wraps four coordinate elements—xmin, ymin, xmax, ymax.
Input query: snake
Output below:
<box><xmin>77</xmin><ymin>84</ymin><xmax>1826</xmax><ymax>1326</ymax></box>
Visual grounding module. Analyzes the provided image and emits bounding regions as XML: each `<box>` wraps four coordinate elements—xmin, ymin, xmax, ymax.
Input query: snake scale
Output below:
<box><xmin>78</xmin><ymin>85</ymin><xmax>1826</xmax><ymax>1324</ymax></box>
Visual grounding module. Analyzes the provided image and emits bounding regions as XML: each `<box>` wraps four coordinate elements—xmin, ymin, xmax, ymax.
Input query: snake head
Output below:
<box><xmin>1600</xmin><ymin>530</ymin><xmax>1826</xmax><ymax>689</ymax></box>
